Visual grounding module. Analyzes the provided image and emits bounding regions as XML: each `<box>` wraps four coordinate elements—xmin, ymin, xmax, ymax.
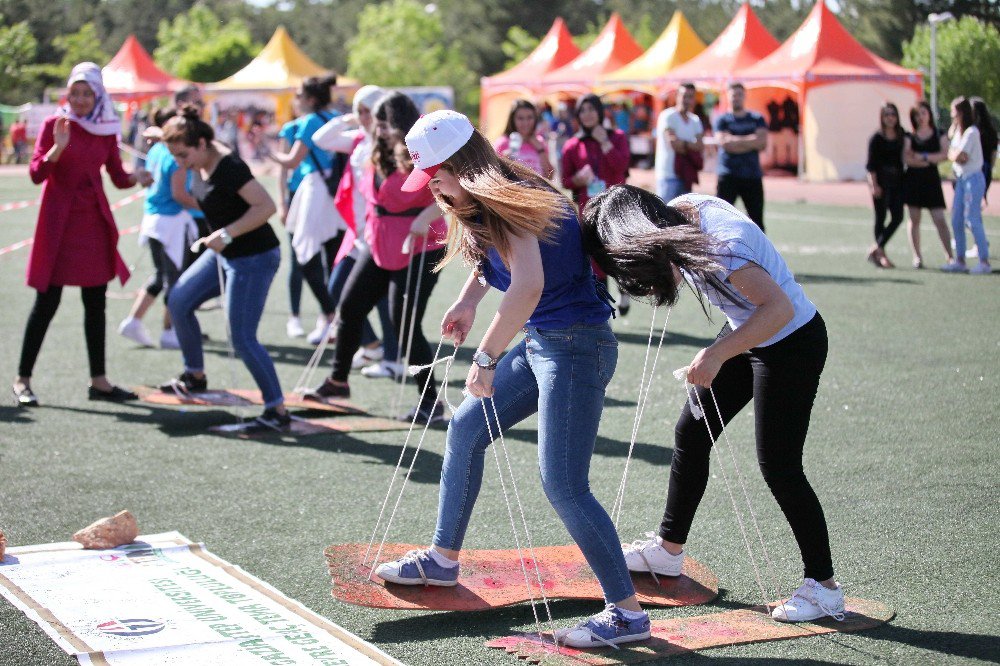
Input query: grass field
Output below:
<box><xmin>1</xmin><ymin>173</ymin><xmax>998</xmax><ymax>665</ymax></box>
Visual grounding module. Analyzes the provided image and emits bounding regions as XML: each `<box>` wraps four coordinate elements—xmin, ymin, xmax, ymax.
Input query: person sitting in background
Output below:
<box><xmin>494</xmin><ymin>99</ymin><xmax>553</xmax><ymax>179</ymax></box>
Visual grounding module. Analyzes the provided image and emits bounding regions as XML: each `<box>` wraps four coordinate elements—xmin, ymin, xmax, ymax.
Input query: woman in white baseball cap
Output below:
<box><xmin>373</xmin><ymin>110</ymin><xmax>650</xmax><ymax>649</ymax></box>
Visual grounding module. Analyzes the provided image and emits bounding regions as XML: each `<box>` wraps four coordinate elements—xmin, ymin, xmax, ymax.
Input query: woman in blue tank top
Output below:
<box><xmin>373</xmin><ymin>111</ymin><xmax>652</xmax><ymax>649</ymax></box>
<box><xmin>581</xmin><ymin>184</ymin><xmax>844</xmax><ymax>625</ymax></box>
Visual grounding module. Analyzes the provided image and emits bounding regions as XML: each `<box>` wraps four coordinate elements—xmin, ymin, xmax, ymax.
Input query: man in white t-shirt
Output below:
<box><xmin>654</xmin><ymin>83</ymin><xmax>704</xmax><ymax>201</ymax></box>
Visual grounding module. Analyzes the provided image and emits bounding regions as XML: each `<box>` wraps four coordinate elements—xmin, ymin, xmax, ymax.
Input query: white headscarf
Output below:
<box><xmin>352</xmin><ymin>85</ymin><xmax>386</xmax><ymax>116</ymax></box>
<box><xmin>61</xmin><ymin>62</ymin><xmax>121</xmax><ymax>137</ymax></box>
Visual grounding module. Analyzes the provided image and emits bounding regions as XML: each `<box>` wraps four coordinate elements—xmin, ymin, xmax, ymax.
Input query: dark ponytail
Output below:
<box><xmin>300</xmin><ymin>74</ymin><xmax>336</xmax><ymax>111</ymax></box>
<box><xmin>161</xmin><ymin>104</ymin><xmax>214</xmax><ymax>147</ymax></box>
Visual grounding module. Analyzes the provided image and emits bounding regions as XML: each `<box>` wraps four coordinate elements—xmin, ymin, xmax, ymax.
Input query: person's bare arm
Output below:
<box><xmin>169</xmin><ymin>168</ymin><xmax>199</xmax><ymax>210</ymax></box>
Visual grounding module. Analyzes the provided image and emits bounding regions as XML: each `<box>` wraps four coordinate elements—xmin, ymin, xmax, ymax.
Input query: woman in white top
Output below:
<box><xmin>581</xmin><ymin>185</ymin><xmax>845</xmax><ymax>625</ymax></box>
<box><xmin>942</xmin><ymin>97</ymin><xmax>990</xmax><ymax>274</ymax></box>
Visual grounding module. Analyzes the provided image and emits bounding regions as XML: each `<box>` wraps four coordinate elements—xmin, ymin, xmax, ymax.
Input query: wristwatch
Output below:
<box><xmin>219</xmin><ymin>228</ymin><xmax>233</xmax><ymax>246</ymax></box>
<box><xmin>472</xmin><ymin>350</ymin><xmax>499</xmax><ymax>371</ymax></box>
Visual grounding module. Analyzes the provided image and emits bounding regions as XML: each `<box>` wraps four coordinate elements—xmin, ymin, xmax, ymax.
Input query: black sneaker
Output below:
<box><xmin>88</xmin><ymin>385</ymin><xmax>139</xmax><ymax>402</ymax></box>
<box><xmin>303</xmin><ymin>378</ymin><xmax>350</xmax><ymax>401</ymax></box>
<box><xmin>399</xmin><ymin>401</ymin><xmax>445</xmax><ymax>425</ymax></box>
<box><xmin>159</xmin><ymin>372</ymin><xmax>208</xmax><ymax>393</ymax></box>
<box><xmin>251</xmin><ymin>408</ymin><xmax>292</xmax><ymax>432</ymax></box>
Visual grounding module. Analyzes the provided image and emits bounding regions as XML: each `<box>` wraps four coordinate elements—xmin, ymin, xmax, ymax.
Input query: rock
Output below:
<box><xmin>73</xmin><ymin>511</ymin><xmax>138</xmax><ymax>549</ymax></box>
<box><xmin>0</xmin><ymin>530</ymin><xmax>6</xmax><ymax>560</ymax></box>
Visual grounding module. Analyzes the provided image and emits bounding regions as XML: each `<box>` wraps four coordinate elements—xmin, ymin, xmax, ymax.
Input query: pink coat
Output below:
<box><xmin>27</xmin><ymin>115</ymin><xmax>132</xmax><ymax>291</ymax></box>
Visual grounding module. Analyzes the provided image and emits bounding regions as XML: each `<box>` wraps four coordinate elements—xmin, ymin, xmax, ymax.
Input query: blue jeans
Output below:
<box><xmin>328</xmin><ymin>254</ymin><xmax>398</xmax><ymax>361</ymax></box>
<box><xmin>657</xmin><ymin>177</ymin><xmax>690</xmax><ymax>202</ymax></box>
<box><xmin>952</xmin><ymin>171</ymin><xmax>989</xmax><ymax>263</ymax></box>
<box><xmin>168</xmin><ymin>247</ymin><xmax>284</xmax><ymax>408</ymax></box>
<box><xmin>433</xmin><ymin>322</ymin><xmax>635</xmax><ymax>603</ymax></box>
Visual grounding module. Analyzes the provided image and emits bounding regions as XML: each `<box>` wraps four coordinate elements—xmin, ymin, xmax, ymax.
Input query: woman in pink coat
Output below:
<box><xmin>13</xmin><ymin>63</ymin><xmax>150</xmax><ymax>407</ymax></box>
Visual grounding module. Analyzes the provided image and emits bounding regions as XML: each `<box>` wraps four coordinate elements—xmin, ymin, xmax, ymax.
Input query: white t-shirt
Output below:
<box><xmin>655</xmin><ymin>108</ymin><xmax>704</xmax><ymax>181</ymax></box>
<box><xmin>950</xmin><ymin>125</ymin><xmax>983</xmax><ymax>178</ymax></box>
<box><xmin>670</xmin><ymin>194</ymin><xmax>817</xmax><ymax>347</ymax></box>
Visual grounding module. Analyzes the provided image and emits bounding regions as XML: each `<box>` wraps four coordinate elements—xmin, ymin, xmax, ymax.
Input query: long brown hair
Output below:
<box><xmin>952</xmin><ymin>96</ymin><xmax>974</xmax><ymax>133</ymax></box>
<box><xmin>372</xmin><ymin>92</ymin><xmax>420</xmax><ymax>177</ymax></box>
<box><xmin>879</xmin><ymin>102</ymin><xmax>900</xmax><ymax>137</ymax></box>
<box><xmin>580</xmin><ymin>185</ymin><xmax>723</xmax><ymax>308</ymax></box>
<box><xmin>909</xmin><ymin>100</ymin><xmax>936</xmax><ymax>134</ymax></box>
<box><xmin>432</xmin><ymin>128</ymin><xmax>568</xmax><ymax>271</ymax></box>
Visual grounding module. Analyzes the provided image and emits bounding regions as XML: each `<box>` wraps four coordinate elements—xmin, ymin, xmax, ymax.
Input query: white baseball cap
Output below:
<box><xmin>401</xmin><ymin>110</ymin><xmax>475</xmax><ymax>192</ymax></box>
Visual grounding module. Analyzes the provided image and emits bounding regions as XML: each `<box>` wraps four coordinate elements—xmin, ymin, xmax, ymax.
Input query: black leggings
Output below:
<box><xmin>332</xmin><ymin>246</ymin><xmax>445</xmax><ymax>405</ymax></box>
<box><xmin>298</xmin><ymin>233</ymin><xmax>344</xmax><ymax>316</ymax></box>
<box><xmin>18</xmin><ymin>284</ymin><xmax>108</xmax><ymax>378</ymax></box>
<box><xmin>143</xmin><ymin>237</ymin><xmax>181</xmax><ymax>301</ymax></box>
<box><xmin>717</xmin><ymin>175</ymin><xmax>765</xmax><ymax>232</ymax></box>
<box><xmin>873</xmin><ymin>183</ymin><xmax>905</xmax><ymax>248</ymax></box>
<box><xmin>658</xmin><ymin>313</ymin><xmax>834</xmax><ymax>581</ymax></box>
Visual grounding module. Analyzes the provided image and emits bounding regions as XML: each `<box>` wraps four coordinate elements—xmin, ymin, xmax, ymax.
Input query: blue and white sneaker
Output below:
<box><xmin>554</xmin><ymin>604</ymin><xmax>651</xmax><ymax>649</ymax></box>
<box><xmin>374</xmin><ymin>549</ymin><xmax>459</xmax><ymax>587</ymax></box>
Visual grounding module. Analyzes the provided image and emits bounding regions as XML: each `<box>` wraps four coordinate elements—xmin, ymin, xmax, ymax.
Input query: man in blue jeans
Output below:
<box><xmin>654</xmin><ymin>83</ymin><xmax>704</xmax><ymax>202</ymax></box>
<box><xmin>714</xmin><ymin>82</ymin><xmax>768</xmax><ymax>231</ymax></box>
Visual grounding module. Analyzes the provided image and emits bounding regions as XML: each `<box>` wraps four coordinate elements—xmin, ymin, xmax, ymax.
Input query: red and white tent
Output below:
<box><xmin>540</xmin><ymin>14</ymin><xmax>644</xmax><ymax>95</ymax></box>
<box><xmin>102</xmin><ymin>35</ymin><xmax>187</xmax><ymax>101</ymax></box>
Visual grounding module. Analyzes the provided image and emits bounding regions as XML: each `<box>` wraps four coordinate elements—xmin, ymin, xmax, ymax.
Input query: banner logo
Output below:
<box><xmin>97</xmin><ymin>618</ymin><xmax>166</xmax><ymax>637</ymax></box>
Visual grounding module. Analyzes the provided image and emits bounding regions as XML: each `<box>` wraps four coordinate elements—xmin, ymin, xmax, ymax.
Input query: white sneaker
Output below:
<box><xmin>361</xmin><ymin>360</ymin><xmax>404</xmax><ymax>379</ymax></box>
<box><xmin>622</xmin><ymin>532</ymin><xmax>684</xmax><ymax>577</ymax></box>
<box><xmin>771</xmin><ymin>578</ymin><xmax>845</xmax><ymax>622</ymax></box>
<box><xmin>118</xmin><ymin>318</ymin><xmax>154</xmax><ymax>347</ymax></box>
<box><xmin>940</xmin><ymin>261</ymin><xmax>969</xmax><ymax>273</ymax></box>
<box><xmin>352</xmin><ymin>345</ymin><xmax>385</xmax><ymax>369</ymax></box>
<box><xmin>159</xmin><ymin>328</ymin><xmax>180</xmax><ymax>349</ymax></box>
<box><xmin>969</xmin><ymin>262</ymin><xmax>992</xmax><ymax>275</ymax></box>
<box><xmin>286</xmin><ymin>316</ymin><xmax>305</xmax><ymax>338</ymax></box>
<box><xmin>307</xmin><ymin>318</ymin><xmax>335</xmax><ymax>345</ymax></box>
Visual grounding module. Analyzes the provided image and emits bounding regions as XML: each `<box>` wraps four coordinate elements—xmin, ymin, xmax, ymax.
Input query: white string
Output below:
<box><xmin>389</xmin><ymin>240</ymin><xmax>422</xmax><ymax>417</ymax></box>
<box><xmin>408</xmin><ymin>355</ymin><xmax>461</xmax><ymax>414</ymax></box>
<box><xmin>611</xmin><ymin>305</ymin><xmax>672</xmax><ymax>528</ymax></box>
<box><xmin>364</xmin><ymin>337</ymin><xmax>456</xmax><ymax>570</ymax></box>
<box><xmin>214</xmin><ymin>252</ymin><xmax>246</xmax><ymax>423</ymax></box>
<box><xmin>480</xmin><ymin>397</ymin><xmax>557</xmax><ymax>648</ymax></box>
<box><xmin>292</xmin><ymin>327</ymin><xmax>332</xmax><ymax>394</ymax></box>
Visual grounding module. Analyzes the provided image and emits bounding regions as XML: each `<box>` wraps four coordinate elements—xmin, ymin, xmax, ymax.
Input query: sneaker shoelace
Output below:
<box><xmin>786</xmin><ymin>585</ymin><xmax>845</xmax><ymax>622</ymax></box>
<box><xmin>624</xmin><ymin>532</ymin><xmax>665</xmax><ymax>587</ymax></box>
<box><xmin>398</xmin><ymin>549</ymin><xmax>432</xmax><ymax>586</ymax></box>
<box><xmin>557</xmin><ymin>604</ymin><xmax>625</xmax><ymax>651</ymax></box>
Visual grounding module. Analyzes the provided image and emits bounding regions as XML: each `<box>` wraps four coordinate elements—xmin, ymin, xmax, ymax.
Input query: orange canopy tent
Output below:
<box><xmin>102</xmin><ymin>35</ymin><xmax>188</xmax><ymax>102</ymax></box>
<box><xmin>479</xmin><ymin>18</ymin><xmax>580</xmax><ymax>137</ymax></box>
<box><xmin>598</xmin><ymin>11</ymin><xmax>706</xmax><ymax>95</ymax></box>
<box><xmin>663</xmin><ymin>3</ymin><xmax>778</xmax><ymax>89</ymax></box>
<box><xmin>736</xmin><ymin>1</ymin><xmax>923</xmax><ymax>180</ymax></box>
<box><xmin>540</xmin><ymin>14</ymin><xmax>644</xmax><ymax>96</ymax></box>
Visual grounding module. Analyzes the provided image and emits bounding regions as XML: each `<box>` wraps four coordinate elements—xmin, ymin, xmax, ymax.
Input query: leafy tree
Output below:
<box><xmin>346</xmin><ymin>0</ymin><xmax>477</xmax><ymax>114</ymax></box>
<box><xmin>39</xmin><ymin>23</ymin><xmax>110</xmax><ymax>79</ymax></box>
<box><xmin>154</xmin><ymin>5</ymin><xmax>256</xmax><ymax>79</ymax></box>
<box><xmin>0</xmin><ymin>15</ymin><xmax>37</xmax><ymax>101</ymax></box>
<box><xmin>902</xmin><ymin>15</ymin><xmax>1000</xmax><ymax>114</ymax></box>
<box><xmin>174</xmin><ymin>30</ymin><xmax>256</xmax><ymax>82</ymax></box>
<box><xmin>501</xmin><ymin>26</ymin><xmax>540</xmax><ymax>70</ymax></box>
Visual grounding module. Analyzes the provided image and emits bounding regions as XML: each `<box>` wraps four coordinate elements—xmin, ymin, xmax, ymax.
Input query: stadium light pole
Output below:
<box><xmin>928</xmin><ymin>12</ymin><xmax>954</xmax><ymax>125</ymax></box>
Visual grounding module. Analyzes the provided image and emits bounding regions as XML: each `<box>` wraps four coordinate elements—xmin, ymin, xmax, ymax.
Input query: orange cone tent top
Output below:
<box><xmin>664</xmin><ymin>3</ymin><xmax>778</xmax><ymax>86</ymax></box>
<box><xmin>736</xmin><ymin>1</ymin><xmax>922</xmax><ymax>181</ymax></box>
<box><xmin>479</xmin><ymin>18</ymin><xmax>581</xmax><ymax>136</ymax></box>
<box><xmin>540</xmin><ymin>14</ymin><xmax>644</xmax><ymax>95</ymax></box>
<box><xmin>599</xmin><ymin>11</ymin><xmax>706</xmax><ymax>94</ymax></box>
<box><xmin>102</xmin><ymin>35</ymin><xmax>187</xmax><ymax>100</ymax></box>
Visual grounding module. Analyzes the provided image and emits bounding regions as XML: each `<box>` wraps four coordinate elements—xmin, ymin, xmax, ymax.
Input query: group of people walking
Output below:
<box><xmin>866</xmin><ymin>96</ymin><xmax>996</xmax><ymax>273</ymax></box>
<box><xmin>15</xmin><ymin>63</ymin><xmax>857</xmax><ymax>649</ymax></box>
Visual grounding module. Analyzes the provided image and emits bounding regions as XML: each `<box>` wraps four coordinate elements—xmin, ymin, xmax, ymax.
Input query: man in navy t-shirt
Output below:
<box><xmin>714</xmin><ymin>82</ymin><xmax>768</xmax><ymax>231</ymax></box>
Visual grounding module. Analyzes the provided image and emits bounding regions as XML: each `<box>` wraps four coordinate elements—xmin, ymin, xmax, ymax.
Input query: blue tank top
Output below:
<box><xmin>479</xmin><ymin>209</ymin><xmax>612</xmax><ymax>329</ymax></box>
<box><xmin>143</xmin><ymin>142</ymin><xmax>182</xmax><ymax>216</ymax></box>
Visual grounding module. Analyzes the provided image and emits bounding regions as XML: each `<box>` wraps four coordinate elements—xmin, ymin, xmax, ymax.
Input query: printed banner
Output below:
<box><xmin>0</xmin><ymin>532</ymin><xmax>401</xmax><ymax>666</ymax></box>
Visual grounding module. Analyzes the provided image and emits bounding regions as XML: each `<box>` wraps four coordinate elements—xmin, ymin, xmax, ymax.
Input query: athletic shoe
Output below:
<box><xmin>969</xmin><ymin>262</ymin><xmax>992</xmax><ymax>275</ymax></box>
<box><xmin>399</xmin><ymin>401</ymin><xmax>445</xmax><ymax>425</ymax></box>
<box><xmin>554</xmin><ymin>604</ymin><xmax>651</xmax><ymax>649</ymax></box>
<box><xmin>352</xmin><ymin>345</ymin><xmax>385</xmax><ymax>369</ymax></box>
<box><xmin>912</xmin><ymin>258</ymin><xmax>923</xmax><ymax>269</ymax></box>
<box><xmin>623</xmin><ymin>532</ymin><xmax>684</xmax><ymax>577</ymax></box>
<box><xmin>303</xmin><ymin>378</ymin><xmax>350</xmax><ymax>401</ymax></box>
<box><xmin>12</xmin><ymin>384</ymin><xmax>39</xmax><ymax>407</ymax></box>
<box><xmin>88</xmin><ymin>385</ymin><xmax>138</xmax><ymax>402</ymax></box>
<box><xmin>940</xmin><ymin>261</ymin><xmax>969</xmax><ymax>273</ymax></box>
<box><xmin>361</xmin><ymin>360</ymin><xmax>405</xmax><ymax>379</ymax></box>
<box><xmin>307</xmin><ymin>319</ymin><xmax>335</xmax><ymax>345</ymax></box>
<box><xmin>374</xmin><ymin>548</ymin><xmax>459</xmax><ymax>586</ymax></box>
<box><xmin>159</xmin><ymin>328</ymin><xmax>180</xmax><ymax>350</ymax></box>
<box><xmin>771</xmin><ymin>578</ymin><xmax>845</xmax><ymax>623</ymax></box>
<box><xmin>250</xmin><ymin>408</ymin><xmax>292</xmax><ymax>433</ymax></box>
<box><xmin>618</xmin><ymin>293</ymin><xmax>631</xmax><ymax>317</ymax></box>
<box><xmin>118</xmin><ymin>318</ymin><xmax>154</xmax><ymax>347</ymax></box>
<box><xmin>286</xmin><ymin>316</ymin><xmax>305</xmax><ymax>338</ymax></box>
<box><xmin>159</xmin><ymin>372</ymin><xmax>208</xmax><ymax>393</ymax></box>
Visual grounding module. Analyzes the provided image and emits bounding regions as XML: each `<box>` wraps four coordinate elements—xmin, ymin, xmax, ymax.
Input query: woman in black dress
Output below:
<box><xmin>902</xmin><ymin>101</ymin><xmax>952</xmax><ymax>269</ymax></box>
<box><xmin>865</xmin><ymin>103</ymin><xmax>905</xmax><ymax>268</ymax></box>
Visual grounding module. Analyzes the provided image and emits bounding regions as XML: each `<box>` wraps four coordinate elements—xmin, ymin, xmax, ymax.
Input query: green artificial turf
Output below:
<box><xmin>0</xmin><ymin>174</ymin><xmax>997</xmax><ymax>665</ymax></box>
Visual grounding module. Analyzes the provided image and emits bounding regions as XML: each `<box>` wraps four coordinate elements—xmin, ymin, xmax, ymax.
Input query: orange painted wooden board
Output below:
<box><xmin>136</xmin><ymin>386</ymin><xmax>364</xmax><ymax>414</ymax></box>
<box><xmin>486</xmin><ymin>597</ymin><xmax>893</xmax><ymax>664</ymax></box>
<box><xmin>208</xmin><ymin>415</ymin><xmax>412</xmax><ymax>437</ymax></box>
<box><xmin>325</xmin><ymin>543</ymin><xmax>717</xmax><ymax>611</ymax></box>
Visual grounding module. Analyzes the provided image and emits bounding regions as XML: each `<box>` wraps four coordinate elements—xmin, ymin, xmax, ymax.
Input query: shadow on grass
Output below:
<box><xmin>40</xmin><ymin>404</ymin><xmax>445</xmax><ymax>484</ymax></box>
<box><xmin>862</xmin><ymin>624</ymin><xmax>1000</xmax><ymax>662</ymax></box>
<box><xmin>795</xmin><ymin>272</ymin><xmax>920</xmax><ymax>286</ymax></box>
<box><xmin>499</xmin><ymin>429</ymin><xmax>672</xmax><ymax>466</ymax></box>
<box><xmin>0</xmin><ymin>405</ymin><xmax>35</xmax><ymax>424</ymax></box>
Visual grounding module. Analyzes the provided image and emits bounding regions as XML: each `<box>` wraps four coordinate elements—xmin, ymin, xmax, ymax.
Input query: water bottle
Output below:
<box><xmin>508</xmin><ymin>132</ymin><xmax>523</xmax><ymax>157</ymax></box>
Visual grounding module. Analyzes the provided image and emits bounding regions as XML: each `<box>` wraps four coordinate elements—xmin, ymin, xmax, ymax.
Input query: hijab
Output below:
<box><xmin>60</xmin><ymin>62</ymin><xmax>121</xmax><ymax>137</ymax></box>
